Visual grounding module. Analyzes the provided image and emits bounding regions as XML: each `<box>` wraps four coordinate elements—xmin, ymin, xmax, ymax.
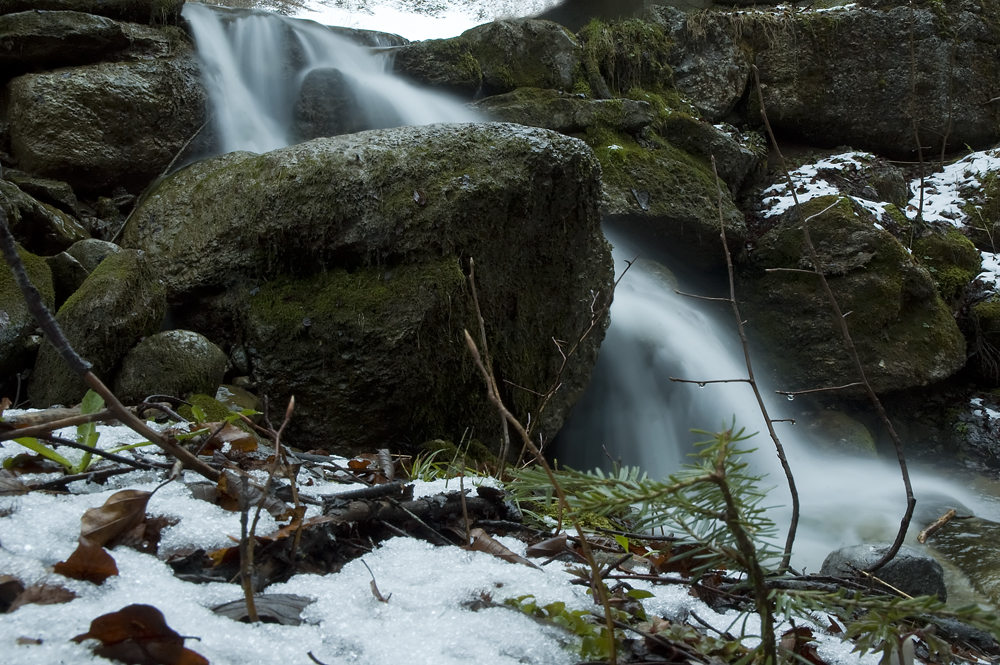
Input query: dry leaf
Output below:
<box><xmin>54</xmin><ymin>538</ymin><xmax>119</xmax><ymax>584</ymax></box>
<box><xmin>80</xmin><ymin>490</ymin><xmax>152</xmax><ymax>547</ymax></box>
<box><xmin>7</xmin><ymin>583</ymin><xmax>77</xmax><ymax>613</ymax></box>
<box><xmin>17</xmin><ymin>637</ymin><xmax>42</xmax><ymax>645</ymax></box>
<box><xmin>73</xmin><ymin>604</ymin><xmax>208</xmax><ymax>665</ymax></box>
<box><xmin>526</xmin><ymin>533</ymin><xmax>569</xmax><ymax>558</ymax></box>
<box><xmin>0</xmin><ymin>574</ymin><xmax>26</xmax><ymax>612</ymax></box>
<box><xmin>196</xmin><ymin>422</ymin><xmax>258</xmax><ymax>454</ymax></box>
<box><xmin>465</xmin><ymin>528</ymin><xmax>540</xmax><ymax>569</ymax></box>
<box><xmin>211</xmin><ymin>594</ymin><xmax>315</xmax><ymax>625</ymax></box>
<box><xmin>217</xmin><ymin>470</ymin><xmax>290</xmax><ymax>518</ymax></box>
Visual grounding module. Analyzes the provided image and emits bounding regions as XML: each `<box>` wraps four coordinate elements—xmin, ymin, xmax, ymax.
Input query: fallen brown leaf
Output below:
<box><xmin>80</xmin><ymin>490</ymin><xmax>152</xmax><ymax>548</ymax></box>
<box><xmin>54</xmin><ymin>538</ymin><xmax>119</xmax><ymax>584</ymax></box>
<box><xmin>73</xmin><ymin>604</ymin><xmax>208</xmax><ymax>665</ymax></box>
<box><xmin>7</xmin><ymin>582</ymin><xmax>77</xmax><ymax>613</ymax></box>
<box><xmin>526</xmin><ymin>533</ymin><xmax>569</xmax><ymax>558</ymax></box>
<box><xmin>0</xmin><ymin>574</ymin><xmax>26</xmax><ymax>612</ymax></box>
<box><xmin>465</xmin><ymin>528</ymin><xmax>540</xmax><ymax>569</ymax></box>
<box><xmin>196</xmin><ymin>422</ymin><xmax>258</xmax><ymax>454</ymax></box>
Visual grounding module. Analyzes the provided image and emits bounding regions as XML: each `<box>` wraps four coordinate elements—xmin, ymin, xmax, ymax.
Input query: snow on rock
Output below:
<box><xmin>909</xmin><ymin>149</ymin><xmax>1000</xmax><ymax>227</ymax></box>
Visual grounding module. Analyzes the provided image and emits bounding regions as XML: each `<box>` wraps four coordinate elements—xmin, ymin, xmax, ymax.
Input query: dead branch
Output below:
<box><xmin>752</xmin><ymin>65</ymin><xmax>916</xmax><ymax>573</ymax></box>
<box><xmin>917</xmin><ymin>509</ymin><xmax>956</xmax><ymax>544</ymax></box>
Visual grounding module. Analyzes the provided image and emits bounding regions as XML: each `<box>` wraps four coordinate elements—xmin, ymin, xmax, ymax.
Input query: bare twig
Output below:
<box><xmin>775</xmin><ymin>383</ymin><xmax>864</xmax><ymax>396</ymax></box>
<box><xmin>917</xmin><ymin>509</ymin><xmax>956</xmax><ymax>544</ymax></box>
<box><xmin>0</xmin><ymin>408</ymin><xmax>118</xmax><ymax>441</ymax></box>
<box><xmin>753</xmin><ymin>65</ymin><xmax>915</xmax><ymax>573</ymax></box>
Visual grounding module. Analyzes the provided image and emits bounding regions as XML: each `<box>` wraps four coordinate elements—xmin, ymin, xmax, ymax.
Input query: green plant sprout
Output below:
<box><xmin>12</xmin><ymin>389</ymin><xmax>111</xmax><ymax>474</ymax></box>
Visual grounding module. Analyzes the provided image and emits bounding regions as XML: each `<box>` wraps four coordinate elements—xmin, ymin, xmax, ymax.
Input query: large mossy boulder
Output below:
<box><xmin>120</xmin><ymin>123</ymin><xmax>613</xmax><ymax>454</ymax></box>
<box><xmin>27</xmin><ymin>249</ymin><xmax>166</xmax><ymax>407</ymax></box>
<box><xmin>753</xmin><ymin>2</ymin><xmax>1000</xmax><ymax>158</ymax></box>
<box><xmin>0</xmin><ymin>180</ymin><xmax>90</xmax><ymax>255</ymax></box>
<box><xmin>585</xmin><ymin>125</ymin><xmax>745</xmax><ymax>268</ymax></box>
<box><xmin>0</xmin><ymin>245</ymin><xmax>53</xmax><ymax>383</ymax></box>
<box><xmin>911</xmin><ymin>228</ymin><xmax>981</xmax><ymax>307</ymax></box>
<box><xmin>471</xmin><ymin>87</ymin><xmax>656</xmax><ymax>134</ymax></box>
<box><xmin>391</xmin><ymin>37</ymin><xmax>483</xmax><ymax>99</ymax></box>
<box><xmin>4</xmin><ymin>50</ymin><xmax>207</xmax><ymax>195</ymax></box>
<box><xmin>114</xmin><ymin>329</ymin><xmax>229</xmax><ymax>404</ymax></box>
<box><xmin>0</xmin><ymin>0</ymin><xmax>184</xmax><ymax>26</ymax></box>
<box><xmin>462</xmin><ymin>19</ymin><xmax>582</xmax><ymax>96</ymax></box>
<box><xmin>740</xmin><ymin>195</ymin><xmax>966</xmax><ymax>393</ymax></box>
<box><xmin>0</xmin><ymin>10</ymin><xmax>130</xmax><ymax>72</ymax></box>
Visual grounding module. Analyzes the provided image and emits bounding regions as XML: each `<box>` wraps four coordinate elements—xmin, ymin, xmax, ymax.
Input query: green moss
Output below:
<box><xmin>422</xmin><ymin>438</ymin><xmax>497</xmax><ymax>466</ymax></box>
<box><xmin>10</xmin><ymin>246</ymin><xmax>56</xmax><ymax>311</ymax></box>
<box><xmin>912</xmin><ymin>229</ymin><xmax>981</xmax><ymax>305</ymax></box>
<box><xmin>178</xmin><ymin>394</ymin><xmax>233</xmax><ymax>423</ymax></box>
<box><xmin>577</xmin><ymin>18</ymin><xmax>674</xmax><ymax>95</ymax></box>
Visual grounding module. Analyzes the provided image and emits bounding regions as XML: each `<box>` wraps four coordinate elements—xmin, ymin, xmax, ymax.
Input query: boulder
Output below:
<box><xmin>0</xmin><ymin>245</ymin><xmax>53</xmax><ymax>381</ymax></box>
<box><xmin>576</xmin><ymin>18</ymin><xmax>673</xmax><ymax>97</ymax></box>
<box><xmin>0</xmin><ymin>0</ymin><xmax>185</xmax><ymax>26</ymax></box>
<box><xmin>753</xmin><ymin>3</ymin><xmax>1000</xmax><ymax>158</ymax></box>
<box><xmin>4</xmin><ymin>52</ymin><xmax>207</xmax><ymax>195</ymax></box>
<box><xmin>291</xmin><ymin>68</ymin><xmax>365</xmax><ymax>141</ymax></box>
<box><xmin>0</xmin><ymin>10</ymin><xmax>129</xmax><ymax>72</ymax></box>
<box><xmin>66</xmin><ymin>238</ymin><xmax>122</xmax><ymax>273</ymax></box>
<box><xmin>114</xmin><ymin>329</ymin><xmax>229</xmax><ymax>404</ymax></box>
<box><xmin>585</xmin><ymin>125</ymin><xmax>746</xmax><ymax>268</ymax></box>
<box><xmin>740</xmin><ymin>195</ymin><xmax>966</xmax><ymax>394</ymax></box>
<box><xmin>44</xmin><ymin>251</ymin><xmax>88</xmax><ymax>306</ymax></box>
<box><xmin>121</xmin><ymin>123</ymin><xmax>613</xmax><ymax>454</ymax></box>
<box><xmin>3</xmin><ymin>171</ymin><xmax>81</xmax><ymax>217</ymax></box>
<box><xmin>655</xmin><ymin>114</ymin><xmax>765</xmax><ymax>194</ymax></box>
<box><xmin>27</xmin><ymin>249</ymin><xmax>166</xmax><ymax>407</ymax></box>
<box><xmin>462</xmin><ymin>19</ymin><xmax>582</xmax><ymax>96</ymax></box>
<box><xmin>0</xmin><ymin>180</ymin><xmax>90</xmax><ymax>254</ymax></box>
<box><xmin>821</xmin><ymin>543</ymin><xmax>947</xmax><ymax>600</ymax></box>
<box><xmin>644</xmin><ymin>5</ymin><xmax>751</xmax><ymax>121</ymax></box>
<box><xmin>911</xmin><ymin>228</ymin><xmax>981</xmax><ymax>306</ymax></box>
<box><xmin>805</xmin><ymin>410</ymin><xmax>877</xmax><ymax>456</ymax></box>
<box><xmin>471</xmin><ymin>87</ymin><xmax>656</xmax><ymax>134</ymax></box>
<box><xmin>391</xmin><ymin>37</ymin><xmax>482</xmax><ymax>98</ymax></box>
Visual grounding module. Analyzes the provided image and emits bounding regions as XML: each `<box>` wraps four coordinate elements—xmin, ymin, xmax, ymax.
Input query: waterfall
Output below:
<box><xmin>182</xmin><ymin>2</ymin><xmax>479</xmax><ymax>155</ymax></box>
<box><xmin>556</xmin><ymin>229</ymin><xmax>992</xmax><ymax>571</ymax></box>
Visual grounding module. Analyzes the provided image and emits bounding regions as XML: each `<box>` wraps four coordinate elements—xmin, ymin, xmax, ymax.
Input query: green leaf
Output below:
<box><xmin>626</xmin><ymin>589</ymin><xmax>655</xmax><ymax>600</ymax></box>
<box><xmin>191</xmin><ymin>405</ymin><xmax>207</xmax><ymax>422</ymax></box>
<box><xmin>613</xmin><ymin>534</ymin><xmax>630</xmax><ymax>552</ymax></box>
<box><xmin>73</xmin><ymin>390</ymin><xmax>106</xmax><ymax>473</ymax></box>
<box><xmin>13</xmin><ymin>437</ymin><xmax>74</xmax><ymax>470</ymax></box>
<box><xmin>80</xmin><ymin>390</ymin><xmax>105</xmax><ymax>416</ymax></box>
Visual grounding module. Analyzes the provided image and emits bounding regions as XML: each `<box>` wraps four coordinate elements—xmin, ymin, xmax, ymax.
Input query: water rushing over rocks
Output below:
<box><xmin>183</xmin><ymin>2</ymin><xmax>479</xmax><ymax>154</ymax></box>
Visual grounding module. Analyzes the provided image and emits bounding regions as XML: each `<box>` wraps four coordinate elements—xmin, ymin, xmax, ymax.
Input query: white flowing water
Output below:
<box><xmin>556</xmin><ymin>230</ymin><xmax>997</xmax><ymax>572</ymax></box>
<box><xmin>183</xmin><ymin>2</ymin><xmax>479</xmax><ymax>154</ymax></box>
<box><xmin>181</xmin><ymin>3</ymin><xmax>997</xmax><ymax>576</ymax></box>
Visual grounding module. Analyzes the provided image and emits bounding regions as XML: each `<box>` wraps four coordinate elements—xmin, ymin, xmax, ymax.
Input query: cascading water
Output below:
<box><xmin>556</xmin><ymin>229</ymin><xmax>996</xmax><ymax>572</ymax></box>
<box><xmin>182</xmin><ymin>2</ymin><xmax>479</xmax><ymax>154</ymax></box>
<box><xmin>182</xmin><ymin>1</ymin><xmax>997</xmax><ymax>581</ymax></box>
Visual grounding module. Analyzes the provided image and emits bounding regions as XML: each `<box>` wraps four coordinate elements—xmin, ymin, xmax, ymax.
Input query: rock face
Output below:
<box><xmin>754</xmin><ymin>2</ymin><xmax>1000</xmax><ymax>158</ymax></box>
<box><xmin>462</xmin><ymin>19</ymin><xmax>582</xmax><ymax>96</ymax></box>
<box><xmin>821</xmin><ymin>544</ymin><xmax>947</xmax><ymax>601</ymax></box>
<box><xmin>292</xmin><ymin>68</ymin><xmax>365</xmax><ymax>141</ymax></box>
<box><xmin>391</xmin><ymin>37</ymin><xmax>482</xmax><ymax>98</ymax></box>
<box><xmin>741</xmin><ymin>195</ymin><xmax>966</xmax><ymax>394</ymax></box>
<box><xmin>114</xmin><ymin>330</ymin><xmax>229</xmax><ymax>404</ymax></box>
<box><xmin>0</xmin><ymin>246</ymin><xmax>53</xmax><ymax>382</ymax></box>
<box><xmin>0</xmin><ymin>0</ymin><xmax>185</xmax><ymax>26</ymax></box>
<box><xmin>28</xmin><ymin>249</ymin><xmax>166</xmax><ymax>407</ymax></box>
<box><xmin>0</xmin><ymin>10</ymin><xmax>130</xmax><ymax>71</ymax></box>
<box><xmin>121</xmin><ymin>123</ymin><xmax>613</xmax><ymax>453</ymax></box>
<box><xmin>4</xmin><ymin>52</ymin><xmax>207</xmax><ymax>195</ymax></box>
<box><xmin>0</xmin><ymin>180</ymin><xmax>90</xmax><ymax>255</ymax></box>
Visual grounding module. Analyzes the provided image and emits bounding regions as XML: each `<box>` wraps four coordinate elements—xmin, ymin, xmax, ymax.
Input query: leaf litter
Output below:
<box><xmin>0</xmin><ymin>418</ymin><xmax>883</xmax><ymax>665</ymax></box>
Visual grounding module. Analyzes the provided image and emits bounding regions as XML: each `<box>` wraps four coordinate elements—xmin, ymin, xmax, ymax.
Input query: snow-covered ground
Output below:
<box><xmin>0</xmin><ymin>420</ymin><xmax>877</xmax><ymax>665</ymax></box>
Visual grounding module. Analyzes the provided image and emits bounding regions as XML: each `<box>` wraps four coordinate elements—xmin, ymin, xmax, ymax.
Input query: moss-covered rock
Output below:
<box><xmin>655</xmin><ymin>113</ymin><xmax>765</xmax><ymax>194</ymax></box>
<box><xmin>5</xmin><ymin>51</ymin><xmax>207</xmax><ymax>195</ymax></box>
<box><xmin>912</xmin><ymin>228</ymin><xmax>981</xmax><ymax>306</ymax></box>
<box><xmin>753</xmin><ymin>3</ymin><xmax>1000</xmax><ymax>157</ymax></box>
<box><xmin>44</xmin><ymin>251</ymin><xmax>88</xmax><ymax>307</ymax></box>
<box><xmin>576</xmin><ymin>17</ymin><xmax>675</xmax><ymax>96</ymax></box>
<box><xmin>0</xmin><ymin>10</ymin><xmax>130</xmax><ymax>72</ymax></box>
<box><xmin>114</xmin><ymin>330</ymin><xmax>229</xmax><ymax>404</ymax></box>
<box><xmin>66</xmin><ymin>238</ymin><xmax>122</xmax><ymax>273</ymax></box>
<box><xmin>806</xmin><ymin>410</ymin><xmax>877</xmax><ymax>456</ymax></box>
<box><xmin>0</xmin><ymin>245</ymin><xmax>53</xmax><ymax>384</ymax></box>
<box><xmin>177</xmin><ymin>393</ymin><xmax>233</xmax><ymax>423</ymax></box>
<box><xmin>471</xmin><ymin>87</ymin><xmax>655</xmax><ymax>134</ymax></box>
<box><xmin>586</xmin><ymin>124</ymin><xmax>745</xmax><ymax>268</ymax></box>
<box><xmin>3</xmin><ymin>171</ymin><xmax>81</xmax><ymax>218</ymax></box>
<box><xmin>0</xmin><ymin>0</ymin><xmax>185</xmax><ymax>26</ymax></box>
<box><xmin>121</xmin><ymin>123</ymin><xmax>613</xmax><ymax>454</ymax></box>
<box><xmin>391</xmin><ymin>36</ymin><xmax>482</xmax><ymax>98</ymax></box>
<box><xmin>0</xmin><ymin>180</ymin><xmax>90</xmax><ymax>255</ymax></box>
<box><xmin>740</xmin><ymin>195</ymin><xmax>966</xmax><ymax>393</ymax></box>
<box><xmin>970</xmin><ymin>299</ymin><xmax>1000</xmax><ymax>385</ymax></box>
<box><xmin>27</xmin><ymin>249</ymin><xmax>166</xmax><ymax>407</ymax></box>
<box><xmin>462</xmin><ymin>19</ymin><xmax>581</xmax><ymax>96</ymax></box>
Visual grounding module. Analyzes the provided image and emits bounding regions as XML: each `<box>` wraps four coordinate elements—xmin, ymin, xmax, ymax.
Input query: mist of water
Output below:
<box><xmin>183</xmin><ymin>2</ymin><xmax>480</xmax><ymax>155</ymax></box>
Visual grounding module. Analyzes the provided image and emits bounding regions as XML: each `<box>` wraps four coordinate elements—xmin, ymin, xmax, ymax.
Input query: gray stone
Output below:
<box><xmin>27</xmin><ymin>249</ymin><xmax>166</xmax><ymax>407</ymax></box>
<box><xmin>0</xmin><ymin>0</ymin><xmax>185</xmax><ymax>26</ymax></box>
<box><xmin>5</xmin><ymin>52</ymin><xmax>207</xmax><ymax>195</ymax></box>
<box><xmin>0</xmin><ymin>180</ymin><xmax>90</xmax><ymax>255</ymax></box>
<box><xmin>471</xmin><ymin>87</ymin><xmax>656</xmax><ymax>134</ymax></box>
<box><xmin>121</xmin><ymin>123</ymin><xmax>613</xmax><ymax>454</ymax></box>
<box><xmin>114</xmin><ymin>330</ymin><xmax>229</xmax><ymax>403</ymax></box>
<box><xmin>44</xmin><ymin>251</ymin><xmax>88</xmax><ymax>307</ymax></box>
<box><xmin>66</xmin><ymin>238</ymin><xmax>122</xmax><ymax>273</ymax></box>
<box><xmin>821</xmin><ymin>544</ymin><xmax>946</xmax><ymax>600</ymax></box>
<box><xmin>391</xmin><ymin>37</ymin><xmax>482</xmax><ymax>98</ymax></box>
<box><xmin>0</xmin><ymin>246</ymin><xmax>53</xmax><ymax>380</ymax></box>
<box><xmin>3</xmin><ymin>171</ymin><xmax>81</xmax><ymax>217</ymax></box>
<box><xmin>0</xmin><ymin>10</ymin><xmax>129</xmax><ymax>70</ymax></box>
<box><xmin>291</xmin><ymin>68</ymin><xmax>365</xmax><ymax>141</ymax></box>
<box><xmin>656</xmin><ymin>114</ymin><xmax>765</xmax><ymax>194</ymax></box>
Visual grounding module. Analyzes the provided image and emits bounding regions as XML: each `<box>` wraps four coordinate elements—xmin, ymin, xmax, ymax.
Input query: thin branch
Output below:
<box><xmin>670</xmin><ymin>378</ymin><xmax>752</xmax><ymax>386</ymax></box>
<box><xmin>775</xmin><ymin>383</ymin><xmax>864</xmax><ymax>396</ymax></box>
<box><xmin>674</xmin><ymin>290</ymin><xmax>732</xmax><ymax>303</ymax></box>
<box><xmin>0</xmin><ymin>408</ymin><xmax>119</xmax><ymax>441</ymax></box>
<box><xmin>35</xmin><ymin>435</ymin><xmax>162</xmax><ymax>470</ymax></box>
<box><xmin>753</xmin><ymin>65</ymin><xmax>915</xmax><ymax>573</ymax></box>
